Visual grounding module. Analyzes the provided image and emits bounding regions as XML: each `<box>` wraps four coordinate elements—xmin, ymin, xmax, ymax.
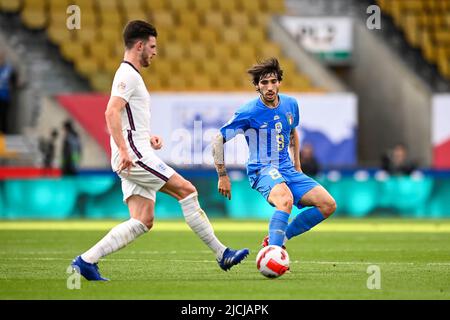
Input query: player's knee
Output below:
<box><xmin>322</xmin><ymin>198</ymin><xmax>337</xmax><ymax>218</ymax></box>
<box><xmin>180</xmin><ymin>180</ymin><xmax>197</xmax><ymax>198</ymax></box>
<box><xmin>276</xmin><ymin>195</ymin><xmax>294</xmax><ymax>212</ymax></box>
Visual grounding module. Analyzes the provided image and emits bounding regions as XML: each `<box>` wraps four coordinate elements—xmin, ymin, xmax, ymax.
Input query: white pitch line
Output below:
<box><xmin>1</xmin><ymin>257</ymin><xmax>450</xmax><ymax>266</ymax></box>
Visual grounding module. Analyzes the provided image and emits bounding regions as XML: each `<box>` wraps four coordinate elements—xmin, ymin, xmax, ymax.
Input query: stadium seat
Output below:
<box><xmin>143</xmin><ymin>0</ymin><xmax>167</xmax><ymax>11</ymax></box>
<box><xmin>4</xmin><ymin>0</ymin><xmax>316</xmax><ymax>92</ymax></box>
<box><xmin>0</xmin><ymin>0</ymin><xmax>22</xmax><ymax>13</ymax></box>
<box><xmin>188</xmin><ymin>42</ymin><xmax>211</xmax><ymax>61</ymax></box>
<box><xmin>191</xmin><ymin>0</ymin><xmax>214</xmax><ymax>11</ymax></box>
<box><xmin>60</xmin><ymin>41</ymin><xmax>86</xmax><ymax>62</ymax></box>
<box><xmin>21</xmin><ymin>8</ymin><xmax>47</xmax><ymax>30</ymax></box>
<box><xmin>167</xmin><ymin>0</ymin><xmax>190</xmax><ymax>12</ymax></box>
<box><xmin>176</xmin><ymin>60</ymin><xmax>199</xmax><ymax>76</ymax></box>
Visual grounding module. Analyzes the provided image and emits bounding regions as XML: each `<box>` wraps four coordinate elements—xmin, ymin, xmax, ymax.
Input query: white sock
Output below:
<box><xmin>179</xmin><ymin>192</ymin><xmax>226</xmax><ymax>260</ymax></box>
<box><xmin>81</xmin><ymin>218</ymin><xmax>148</xmax><ymax>264</ymax></box>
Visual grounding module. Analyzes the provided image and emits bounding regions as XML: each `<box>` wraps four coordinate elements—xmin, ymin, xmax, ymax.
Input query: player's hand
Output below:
<box><xmin>150</xmin><ymin>135</ymin><xmax>163</xmax><ymax>150</ymax></box>
<box><xmin>117</xmin><ymin>148</ymin><xmax>135</xmax><ymax>177</ymax></box>
<box><xmin>218</xmin><ymin>176</ymin><xmax>232</xmax><ymax>200</ymax></box>
<box><xmin>295</xmin><ymin>164</ymin><xmax>303</xmax><ymax>173</ymax></box>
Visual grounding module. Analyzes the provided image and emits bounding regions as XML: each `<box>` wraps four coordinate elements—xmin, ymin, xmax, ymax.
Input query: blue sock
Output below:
<box><xmin>268</xmin><ymin>210</ymin><xmax>290</xmax><ymax>246</ymax></box>
<box><xmin>285</xmin><ymin>207</ymin><xmax>325</xmax><ymax>239</ymax></box>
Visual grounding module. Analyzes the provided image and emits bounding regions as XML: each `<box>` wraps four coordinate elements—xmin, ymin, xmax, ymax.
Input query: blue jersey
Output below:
<box><xmin>220</xmin><ymin>94</ymin><xmax>300</xmax><ymax>177</ymax></box>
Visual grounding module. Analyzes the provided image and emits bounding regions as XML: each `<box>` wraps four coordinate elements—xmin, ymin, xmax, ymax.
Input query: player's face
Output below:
<box><xmin>140</xmin><ymin>36</ymin><xmax>157</xmax><ymax>68</ymax></box>
<box><xmin>257</xmin><ymin>73</ymin><xmax>280</xmax><ymax>105</ymax></box>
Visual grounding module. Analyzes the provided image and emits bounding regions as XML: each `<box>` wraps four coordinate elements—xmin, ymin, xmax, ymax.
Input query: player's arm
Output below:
<box><xmin>290</xmin><ymin>128</ymin><xmax>302</xmax><ymax>172</ymax></box>
<box><xmin>212</xmin><ymin>133</ymin><xmax>232</xmax><ymax>200</ymax></box>
<box><xmin>105</xmin><ymin>96</ymin><xmax>134</xmax><ymax>174</ymax></box>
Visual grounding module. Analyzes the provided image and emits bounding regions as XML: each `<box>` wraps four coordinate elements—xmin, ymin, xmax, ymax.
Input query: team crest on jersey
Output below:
<box><xmin>286</xmin><ymin>112</ymin><xmax>294</xmax><ymax>126</ymax></box>
<box><xmin>117</xmin><ymin>81</ymin><xmax>126</xmax><ymax>93</ymax></box>
<box><xmin>157</xmin><ymin>163</ymin><xmax>166</xmax><ymax>172</ymax></box>
<box><xmin>275</xmin><ymin>122</ymin><xmax>282</xmax><ymax>133</ymax></box>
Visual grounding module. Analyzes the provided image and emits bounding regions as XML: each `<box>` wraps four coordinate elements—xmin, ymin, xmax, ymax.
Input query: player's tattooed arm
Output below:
<box><xmin>290</xmin><ymin>129</ymin><xmax>302</xmax><ymax>172</ymax></box>
<box><xmin>212</xmin><ymin>133</ymin><xmax>232</xmax><ymax>200</ymax></box>
<box><xmin>212</xmin><ymin>133</ymin><xmax>227</xmax><ymax>176</ymax></box>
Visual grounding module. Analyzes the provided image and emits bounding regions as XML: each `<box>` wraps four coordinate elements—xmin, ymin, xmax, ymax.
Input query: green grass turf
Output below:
<box><xmin>0</xmin><ymin>218</ymin><xmax>450</xmax><ymax>300</ymax></box>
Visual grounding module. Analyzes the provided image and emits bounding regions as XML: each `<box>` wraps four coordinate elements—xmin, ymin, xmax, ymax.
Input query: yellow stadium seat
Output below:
<box><xmin>203</xmin><ymin>11</ymin><xmax>226</xmax><ymax>30</ymax></box>
<box><xmin>262</xmin><ymin>0</ymin><xmax>285</xmax><ymax>13</ymax></box>
<box><xmin>200</xmin><ymin>60</ymin><xmax>222</xmax><ymax>78</ymax></box>
<box><xmin>167</xmin><ymin>75</ymin><xmax>188</xmax><ymax>90</ymax></box>
<box><xmin>143</xmin><ymin>0</ymin><xmax>167</xmax><ymax>11</ymax></box>
<box><xmin>191</xmin><ymin>0</ymin><xmax>214</xmax><ymax>11</ymax></box>
<box><xmin>150</xmin><ymin>10</ymin><xmax>176</xmax><ymax>28</ymax></box>
<box><xmin>0</xmin><ymin>0</ymin><xmax>22</xmax><ymax>13</ymax></box>
<box><xmin>237</xmin><ymin>44</ymin><xmax>257</xmax><ymax>64</ymax></box>
<box><xmin>195</xmin><ymin>28</ymin><xmax>218</xmax><ymax>44</ymax></box>
<box><xmin>221</xmin><ymin>28</ymin><xmax>243</xmax><ymax>44</ymax></box>
<box><xmin>223</xmin><ymin>60</ymin><xmax>246</xmax><ymax>78</ymax></box>
<box><xmin>152</xmin><ymin>59</ymin><xmax>175</xmax><ymax>75</ymax></box>
<box><xmin>96</xmin><ymin>0</ymin><xmax>119</xmax><ymax>11</ymax></box>
<box><xmin>260</xmin><ymin>42</ymin><xmax>282</xmax><ymax>59</ymax></box>
<box><xmin>215</xmin><ymin>76</ymin><xmax>240</xmax><ymax>91</ymax></box>
<box><xmin>239</xmin><ymin>0</ymin><xmax>262</xmax><ymax>13</ymax></box>
<box><xmin>103</xmin><ymin>58</ymin><xmax>122</xmax><ymax>74</ymax></box>
<box><xmin>176</xmin><ymin>60</ymin><xmax>199</xmax><ymax>75</ymax></box>
<box><xmin>88</xmin><ymin>41</ymin><xmax>115</xmax><ymax>61</ymax></box>
<box><xmin>99</xmin><ymin>11</ymin><xmax>123</xmax><ymax>29</ymax></box>
<box><xmin>188</xmin><ymin>74</ymin><xmax>213</xmax><ymax>90</ymax></box>
<box><xmin>211</xmin><ymin>43</ymin><xmax>234</xmax><ymax>61</ymax></box>
<box><xmin>252</xmin><ymin>13</ymin><xmax>270</xmax><ymax>27</ymax></box>
<box><xmin>60</xmin><ymin>41</ymin><xmax>86</xmax><ymax>62</ymax></box>
<box><xmin>78</xmin><ymin>12</ymin><xmax>98</xmax><ymax>28</ymax></box>
<box><xmin>161</xmin><ymin>42</ymin><xmax>185</xmax><ymax>60</ymax></box>
<box><xmin>75</xmin><ymin>27</ymin><xmax>98</xmax><ymax>44</ymax></box>
<box><xmin>171</xmin><ymin>27</ymin><xmax>194</xmax><ymax>46</ymax></box>
<box><xmin>90</xmin><ymin>72</ymin><xmax>112</xmax><ymax>93</ymax></box>
<box><xmin>167</xmin><ymin>0</ymin><xmax>191</xmax><ymax>12</ymax></box>
<box><xmin>47</xmin><ymin>26</ymin><xmax>77</xmax><ymax>45</ymax></box>
<box><xmin>75</xmin><ymin>58</ymin><xmax>100</xmax><ymax>78</ymax></box>
<box><xmin>124</xmin><ymin>10</ymin><xmax>149</xmax><ymax>22</ymax></box>
<box><xmin>178</xmin><ymin>12</ymin><xmax>200</xmax><ymax>29</ymax></box>
<box><xmin>229</xmin><ymin>12</ymin><xmax>251</xmax><ymax>29</ymax></box>
<box><xmin>244</xmin><ymin>27</ymin><xmax>267</xmax><ymax>44</ymax></box>
<box><xmin>188</xmin><ymin>42</ymin><xmax>211</xmax><ymax>60</ymax></box>
<box><xmin>98</xmin><ymin>27</ymin><xmax>122</xmax><ymax>44</ymax></box>
<box><xmin>21</xmin><ymin>10</ymin><xmax>48</xmax><ymax>30</ymax></box>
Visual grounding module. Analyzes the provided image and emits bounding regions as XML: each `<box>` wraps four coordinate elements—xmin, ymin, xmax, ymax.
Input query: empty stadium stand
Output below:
<box><xmin>0</xmin><ymin>0</ymin><xmax>319</xmax><ymax>92</ymax></box>
<box><xmin>376</xmin><ymin>0</ymin><xmax>450</xmax><ymax>82</ymax></box>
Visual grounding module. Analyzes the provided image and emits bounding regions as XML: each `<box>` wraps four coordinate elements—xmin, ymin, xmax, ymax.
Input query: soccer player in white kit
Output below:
<box><xmin>71</xmin><ymin>21</ymin><xmax>249</xmax><ymax>281</ymax></box>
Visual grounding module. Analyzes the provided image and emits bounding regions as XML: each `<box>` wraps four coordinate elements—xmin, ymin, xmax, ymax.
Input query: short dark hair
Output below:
<box><xmin>123</xmin><ymin>20</ymin><xmax>158</xmax><ymax>49</ymax></box>
<box><xmin>247</xmin><ymin>57</ymin><xmax>283</xmax><ymax>86</ymax></box>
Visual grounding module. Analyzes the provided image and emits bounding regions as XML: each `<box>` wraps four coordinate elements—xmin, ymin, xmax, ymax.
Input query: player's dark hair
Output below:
<box><xmin>123</xmin><ymin>20</ymin><xmax>158</xmax><ymax>49</ymax></box>
<box><xmin>247</xmin><ymin>57</ymin><xmax>283</xmax><ymax>86</ymax></box>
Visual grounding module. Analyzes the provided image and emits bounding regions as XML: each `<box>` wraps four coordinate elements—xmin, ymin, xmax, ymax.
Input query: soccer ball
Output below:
<box><xmin>256</xmin><ymin>245</ymin><xmax>290</xmax><ymax>278</ymax></box>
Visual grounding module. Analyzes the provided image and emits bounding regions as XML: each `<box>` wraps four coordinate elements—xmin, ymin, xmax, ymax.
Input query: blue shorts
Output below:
<box><xmin>249</xmin><ymin>165</ymin><xmax>319</xmax><ymax>209</ymax></box>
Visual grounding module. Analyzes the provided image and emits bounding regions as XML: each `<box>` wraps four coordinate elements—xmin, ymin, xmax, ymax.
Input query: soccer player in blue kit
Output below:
<box><xmin>212</xmin><ymin>58</ymin><xmax>336</xmax><ymax>248</ymax></box>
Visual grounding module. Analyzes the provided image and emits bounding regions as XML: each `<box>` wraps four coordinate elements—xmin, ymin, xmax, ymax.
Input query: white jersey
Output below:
<box><xmin>111</xmin><ymin>61</ymin><xmax>151</xmax><ymax>139</ymax></box>
<box><xmin>109</xmin><ymin>61</ymin><xmax>175</xmax><ymax>202</ymax></box>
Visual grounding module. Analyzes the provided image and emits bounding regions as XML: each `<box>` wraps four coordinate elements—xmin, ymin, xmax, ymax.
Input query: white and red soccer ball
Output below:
<box><xmin>256</xmin><ymin>245</ymin><xmax>290</xmax><ymax>278</ymax></box>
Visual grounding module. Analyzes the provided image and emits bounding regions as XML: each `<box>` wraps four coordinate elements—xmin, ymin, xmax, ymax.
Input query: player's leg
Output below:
<box><xmin>266</xmin><ymin>182</ymin><xmax>293</xmax><ymax>247</ymax></box>
<box><xmin>72</xmin><ymin>182</ymin><xmax>154</xmax><ymax>280</ymax></box>
<box><xmin>285</xmin><ymin>184</ymin><xmax>336</xmax><ymax>241</ymax></box>
<box><xmin>80</xmin><ymin>195</ymin><xmax>152</xmax><ymax>263</ymax></box>
<box><xmin>160</xmin><ymin>172</ymin><xmax>249</xmax><ymax>271</ymax></box>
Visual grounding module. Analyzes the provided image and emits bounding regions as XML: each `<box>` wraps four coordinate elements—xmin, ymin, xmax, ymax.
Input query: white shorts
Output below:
<box><xmin>111</xmin><ymin>133</ymin><xmax>176</xmax><ymax>203</ymax></box>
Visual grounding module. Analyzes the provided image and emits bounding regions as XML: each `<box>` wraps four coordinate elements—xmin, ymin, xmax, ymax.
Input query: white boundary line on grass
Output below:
<box><xmin>1</xmin><ymin>257</ymin><xmax>450</xmax><ymax>266</ymax></box>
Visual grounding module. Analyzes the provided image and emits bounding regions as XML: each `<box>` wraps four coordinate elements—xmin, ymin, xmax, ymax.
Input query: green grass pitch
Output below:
<box><xmin>0</xmin><ymin>218</ymin><xmax>450</xmax><ymax>299</ymax></box>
